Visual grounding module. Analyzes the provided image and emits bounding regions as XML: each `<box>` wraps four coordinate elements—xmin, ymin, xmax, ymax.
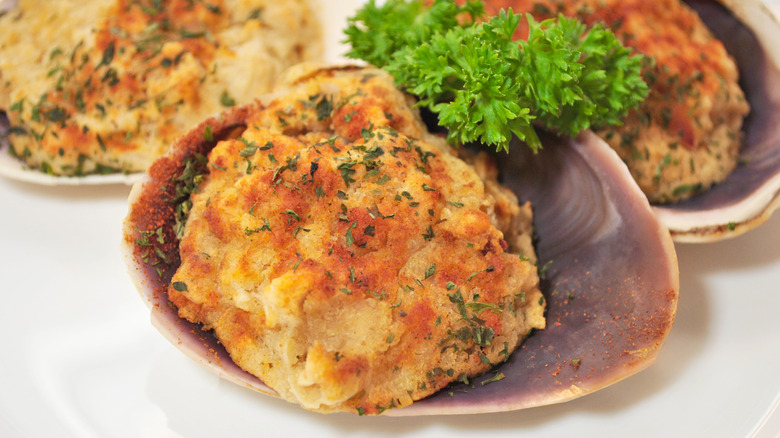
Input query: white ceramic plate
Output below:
<box><xmin>0</xmin><ymin>1</ymin><xmax>779</xmax><ymax>437</ymax></box>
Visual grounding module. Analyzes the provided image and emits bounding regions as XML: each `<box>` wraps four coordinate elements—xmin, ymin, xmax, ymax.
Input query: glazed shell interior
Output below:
<box><xmin>656</xmin><ymin>0</ymin><xmax>780</xmax><ymax>242</ymax></box>
<box><xmin>396</xmin><ymin>131</ymin><xmax>680</xmax><ymax>415</ymax></box>
<box><xmin>122</xmin><ymin>95</ymin><xmax>679</xmax><ymax>415</ymax></box>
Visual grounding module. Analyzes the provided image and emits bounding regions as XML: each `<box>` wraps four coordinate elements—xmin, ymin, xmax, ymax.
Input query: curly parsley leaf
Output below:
<box><xmin>343</xmin><ymin>0</ymin><xmax>484</xmax><ymax>68</ymax></box>
<box><xmin>344</xmin><ymin>0</ymin><xmax>649</xmax><ymax>153</ymax></box>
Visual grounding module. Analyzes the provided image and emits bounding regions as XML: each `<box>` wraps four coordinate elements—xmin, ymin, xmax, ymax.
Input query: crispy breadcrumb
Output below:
<box><xmin>0</xmin><ymin>0</ymin><xmax>321</xmax><ymax>175</ymax></box>
<box><xmin>168</xmin><ymin>65</ymin><xmax>545</xmax><ymax>414</ymax></box>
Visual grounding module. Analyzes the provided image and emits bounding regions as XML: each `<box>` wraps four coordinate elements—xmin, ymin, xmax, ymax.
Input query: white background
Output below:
<box><xmin>1</xmin><ymin>1</ymin><xmax>779</xmax><ymax>437</ymax></box>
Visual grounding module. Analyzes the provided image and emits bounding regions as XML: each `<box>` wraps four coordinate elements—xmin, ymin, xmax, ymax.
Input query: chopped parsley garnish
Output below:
<box><xmin>282</xmin><ymin>209</ymin><xmax>301</xmax><ymax>221</ymax></box>
<box><xmin>98</xmin><ymin>41</ymin><xmax>116</xmax><ymax>68</ymax></box>
<box><xmin>203</xmin><ymin>125</ymin><xmax>214</xmax><ymax>142</ymax></box>
<box><xmin>220</xmin><ymin>90</ymin><xmax>236</xmax><ymax>107</ymax></box>
<box><xmin>481</xmin><ymin>372</ymin><xmax>505</xmax><ymax>385</ymax></box>
<box><xmin>424</xmin><ymin>263</ymin><xmax>436</xmax><ymax>279</ymax></box>
<box><xmin>310</xmin><ymin>94</ymin><xmax>334</xmax><ymax>121</ymax></box>
<box><xmin>239</xmin><ymin>138</ymin><xmax>258</xmax><ymax>157</ymax></box>
<box><xmin>447</xmin><ymin>289</ymin><xmax>497</xmax><ymax>347</ymax></box>
<box><xmin>345</xmin><ymin>220</ymin><xmax>358</xmax><ymax>246</ymax></box>
<box><xmin>172</xmin><ymin>152</ymin><xmax>209</xmax><ymax>239</ymax></box>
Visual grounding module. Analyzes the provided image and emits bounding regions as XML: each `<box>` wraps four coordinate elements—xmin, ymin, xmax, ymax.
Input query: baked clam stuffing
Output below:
<box><xmin>166</xmin><ymin>66</ymin><xmax>545</xmax><ymax>414</ymax></box>
<box><xmin>480</xmin><ymin>0</ymin><xmax>750</xmax><ymax>203</ymax></box>
<box><xmin>0</xmin><ymin>0</ymin><xmax>321</xmax><ymax>176</ymax></box>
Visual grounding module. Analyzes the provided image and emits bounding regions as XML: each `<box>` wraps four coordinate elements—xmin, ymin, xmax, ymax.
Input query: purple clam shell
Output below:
<box><xmin>123</xmin><ymin>112</ymin><xmax>678</xmax><ymax>415</ymax></box>
<box><xmin>654</xmin><ymin>0</ymin><xmax>780</xmax><ymax>241</ymax></box>
<box><xmin>393</xmin><ymin>131</ymin><xmax>679</xmax><ymax>415</ymax></box>
<box><xmin>122</xmin><ymin>109</ymin><xmax>278</xmax><ymax>397</ymax></box>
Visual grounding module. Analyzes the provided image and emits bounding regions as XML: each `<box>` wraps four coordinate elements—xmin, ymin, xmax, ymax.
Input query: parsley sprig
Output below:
<box><xmin>344</xmin><ymin>0</ymin><xmax>648</xmax><ymax>152</ymax></box>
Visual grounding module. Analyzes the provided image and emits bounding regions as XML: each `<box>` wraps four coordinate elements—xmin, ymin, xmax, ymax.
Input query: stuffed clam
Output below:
<box><xmin>654</xmin><ymin>0</ymin><xmax>780</xmax><ymax>242</ymax></box>
<box><xmin>122</xmin><ymin>64</ymin><xmax>679</xmax><ymax>415</ymax></box>
<box><xmin>479</xmin><ymin>0</ymin><xmax>780</xmax><ymax>242</ymax></box>
<box><xmin>0</xmin><ymin>0</ymin><xmax>322</xmax><ymax>184</ymax></box>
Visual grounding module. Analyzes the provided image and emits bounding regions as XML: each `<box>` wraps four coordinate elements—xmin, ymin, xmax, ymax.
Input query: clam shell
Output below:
<box><xmin>122</xmin><ymin>105</ymin><xmax>278</xmax><ymax>397</ymax></box>
<box><xmin>0</xmin><ymin>112</ymin><xmax>142</xmax><ymax>186</ymax></box>
<box><xmin>122</xmin><ymin>92</ymin><xmax>679</xmax><ymax>414</ymax></box>
<box><xmin>395</xmin><ymin>131</ymin><xmax>679</xmax><ymax>415</ymax></box>
<box><xmin>655</xmin><ymin>0</ymin><xmax>780</xmax><ymax>242</ymax></box>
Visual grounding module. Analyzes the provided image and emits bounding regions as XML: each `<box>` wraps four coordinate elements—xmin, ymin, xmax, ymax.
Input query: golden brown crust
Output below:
<box><xmin>483</xmin><ymin>0</ymin><xmax>750</xmax><ymax>203</ymax></box>
<box><xmin>164</xmin><ymin>66</ymin><xmax>545</xmax><ymax>414</ymax></box>
<box><xmin>0</xmin><ymin>0</ymin><xmax>321</xmax><ymax>175</ymax></box>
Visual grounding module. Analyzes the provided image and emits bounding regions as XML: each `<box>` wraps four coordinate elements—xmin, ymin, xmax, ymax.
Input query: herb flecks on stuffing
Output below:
<box><xmin>166</xmin><ymin>66</ymin><xmax>545</xmax><ymax>415</ymax></box>
<box><xmin>0</xmin><ymin>0</ymin><xmax>321</xmax><ymax>176</ymax></box>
